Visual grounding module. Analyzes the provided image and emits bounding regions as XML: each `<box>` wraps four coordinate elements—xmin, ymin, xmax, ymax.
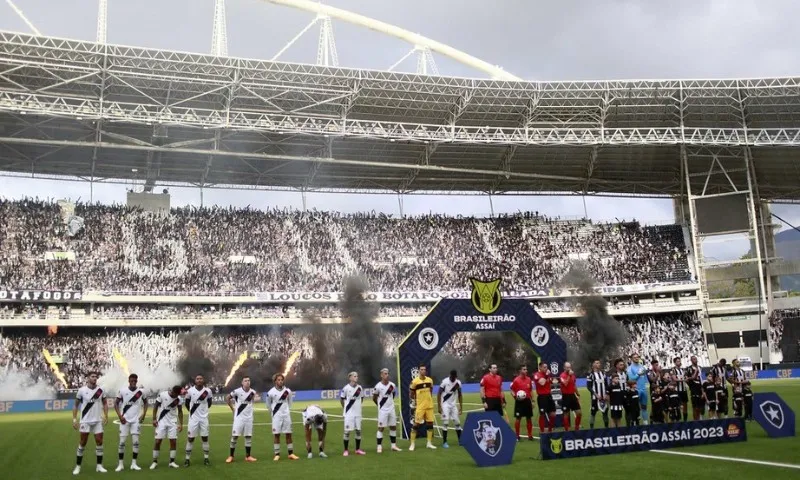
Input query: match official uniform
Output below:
<box><xmin>480</xmin><ymin>373</ymin><xmax>504</xmax><ymax>414</ymax></box>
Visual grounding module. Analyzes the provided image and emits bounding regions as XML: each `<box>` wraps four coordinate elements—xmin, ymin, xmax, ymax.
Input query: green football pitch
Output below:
<box><xmin>2</xmin><ymin>380</ymin><xmax>799</xmax><ymax>480</ymax></box>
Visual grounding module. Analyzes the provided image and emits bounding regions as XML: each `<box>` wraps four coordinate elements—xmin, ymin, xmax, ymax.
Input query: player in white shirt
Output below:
<box><xmin>226</xmin><ymin>376</ymin><xmax>258</xmax><ymax>463</ymax></box>
<box><xmin>372</xmin><ymin>368</ymin><xmax>402</xmax><ymax>453</ymax></box>
<box><xmin>184</xmin><ymin>374</ymin><xmax>212</xmax><ymax>467</ymax></box>
<box><xmin>72</xmin><ymin>371</ymin><xmax>109</xmax><ymax>475</ymax></box>
<box><xmin>265</xmin><ymin>373</ymin><xmax>300</xmax><ymax>461</ymax></box>
<box><xmin>114</xmin><ymin>373</ymin><xmax>147</xmax><ymax>472</ymax></box>
<box><xmin>437</xmin><ymin>369</ymin><xmax>464</xmax><ymax>448</ymax></box>
<box><xmin>150</xmin><ymin>385</ymin><xmax>184</xmax><ymax>470</ymax></box>
<box><xmin>302</xmin><ymin>404</ymin><xmax>329</xmax><ymax>458</ymax></box>
<box><xmin>340</xmin><ymin>371</ymin><xmax>366</xmax><ymax>456</ymax></box>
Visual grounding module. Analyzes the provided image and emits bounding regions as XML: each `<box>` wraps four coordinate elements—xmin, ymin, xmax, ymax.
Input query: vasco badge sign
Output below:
<box><xmin>470</xmin><ymin>278</ymin><xmax>502</xmax><ymax>314</ymax></box>
<box><xmin>462</xmin><ymin>412</ymin><xmax>516</xmax><ymax>467</ymax></box>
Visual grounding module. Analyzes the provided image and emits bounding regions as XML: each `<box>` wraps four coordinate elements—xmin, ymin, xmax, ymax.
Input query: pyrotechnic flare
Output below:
<box><xmin>225</xmin><ymin>351</ymin><xmax>249</xmax><ymax>386</ymax></box>
<box><xmin>282</xmin><ymin>351</ymin><xmax>301</xmax><ymax>377</ymax></box>
<box><xmin>42</xmin><ymin>348</ymin><xmax>68</xmax><ymax>388</ymax></box>
<box><xmin>112</xmin><ymin>348</ymin><xmax>131</xmax><ymax>376</ymax></box>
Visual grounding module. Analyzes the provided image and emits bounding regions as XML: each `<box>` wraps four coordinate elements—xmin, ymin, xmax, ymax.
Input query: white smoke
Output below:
<box><xmin>98</xmin><ymin>355</ymin><xmax>182</xmax><ymax>396</ymax></box>
<box><xmin>0</xmin><ymin>367</ymin><xmax>56</xmax><ymax>400</ymax></box>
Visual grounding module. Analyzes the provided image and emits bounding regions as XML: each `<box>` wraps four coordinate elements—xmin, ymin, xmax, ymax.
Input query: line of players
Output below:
<box><xmin>71</xmin><ymin>366</ymin><xmax>466</xmax><ymax>475</ymax></box>
<box><xmin>478</xmin><ymin>355</ymin><xmax>755</xmax><ymax>441</ymax></box>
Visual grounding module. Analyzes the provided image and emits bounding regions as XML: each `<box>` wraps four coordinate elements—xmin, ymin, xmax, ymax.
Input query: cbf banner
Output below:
<box><xmin>541</xmin><ymin>418</ymin><xmax>746</xmax><ymax>460</ymax></box>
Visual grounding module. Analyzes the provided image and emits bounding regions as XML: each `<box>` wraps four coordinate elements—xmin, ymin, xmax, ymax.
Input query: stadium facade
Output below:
<box><xmin>1</xmin><ymin>30</ymin><xmax>800</xmax><ymax>368</ymax></box>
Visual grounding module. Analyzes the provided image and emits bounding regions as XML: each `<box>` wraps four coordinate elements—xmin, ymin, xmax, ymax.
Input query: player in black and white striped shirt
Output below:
<box><xmin>670</xmin><ymin>357</ymin><xmax>689</xmax><ymax>422</ymax></box>
<box><xmin>586</xmin><ymin>360</ymin><xmax>609</xmax><ymax>429</ymax></box>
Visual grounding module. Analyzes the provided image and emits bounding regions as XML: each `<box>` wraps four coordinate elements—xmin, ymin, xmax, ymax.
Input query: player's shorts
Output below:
<box><xmin>678</xmin><ymin>391</ymin><xmax>689</xmax><ymax>403</ymax></box>
<box><xmin>344</xmin><ymin>415</ymin><xmax>363</xmax><ymax>432</ymax></box>
<box><xmin>638</xmin><ymin>389</ymin><xmax>649</xmax><ymax>408</ymax></box>
<box><xmin>441</xmin><ymin>403</ymin><xmax>460</xmax><ymax>423</ymax></box>
<box><xmin>271</xmin><ymin>415</ymin><xmax>292</xmax><ymax>435</ymax></box>
<box><xmin>79</xmin><ymin>422</ymin><xmax>103</xmax><ymax>434</ymax></box>
<box><xmin>706</xmin><ymin>401</ymin><xmax>717</xmax><ymax>412</ymax></box>
<box><xmin>610</xmin><ymin>407</ymin><xmax>624</xmax><ymax>420</ymax></box>
<box><xmin>187</xmin><ymin>418</ymin><xmax>209</xmax><ymax>438</ymax></box>
<box><xmin>537</xmin><ymin>394</ymin><xmax>555</xmax><ymax>414</ymax></box>
<box><xmin>232</xmin><ymin>418</ymin><xmax>254</xmax><ymax>437</ymax></box>
<box><xmin>514</xmin><ymin>398</ymin><xmax>533</xmax><ymax>418</ymax></box>
<box><xmin>414</xmin><ymin>408</ymin><xmax>435</xmax><ymax>425</ymax></box>
<box><xmin>119</xmin><ymin>420</ymin><xmax>141</xmax><ymax>437</ymax></box>
<box><xmin>691</xmin><ymin>394</ymin><xmax>705</xmax><ymax>411</ymax></box>
<box><xmin>155</xmin><ymin>423</ymin><xmax>177</xmax><ymax>440</ymax></box>
<box><xmin>377</xmin><ymin>409</ymin><xmax>397</xmax><ymax>428</ymax></box>
<box><xmin>561</xmin><ymin>393</ymin><xmax>581</xmax><ymax>411</ymax></box>
<box><xmin>303</xmin><ymin>412</ymin><xmax>328</xmax><ymax>430</ymax></box>
<box><xmin>717</xmin><ymin>399</ymin><xmax>729</xmax><ymax>415</ymax></box>
<box><xmin>484</xmin><ymin>397</ymin><xmax>504</xmax><ymax>415</ymax></box>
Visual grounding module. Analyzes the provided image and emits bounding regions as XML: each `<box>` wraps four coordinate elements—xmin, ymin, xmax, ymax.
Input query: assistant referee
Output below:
<box><xmin>480</xmin><ymin>364</ymin><xmax>505</xmax><ymax>415</ymax></box>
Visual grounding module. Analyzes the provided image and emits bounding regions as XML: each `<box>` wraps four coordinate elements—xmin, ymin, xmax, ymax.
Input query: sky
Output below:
<box><xmin>0</xmin><ymin>0</ymin><xmax>798</xmax><ymax>260</ymax></box>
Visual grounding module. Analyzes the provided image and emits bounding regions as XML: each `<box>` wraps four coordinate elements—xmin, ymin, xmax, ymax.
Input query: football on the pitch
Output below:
<box><xmin>516</xmin><ymin>390</ymin><xmax>527</xmax><ymax>400</ymax></box>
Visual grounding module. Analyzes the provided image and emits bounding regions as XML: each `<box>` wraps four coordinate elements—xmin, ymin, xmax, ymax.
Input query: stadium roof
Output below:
<box><xmin>0</xmin><ymin>31</ymin><xmax>799</xmax><ymax>199</ymax></box>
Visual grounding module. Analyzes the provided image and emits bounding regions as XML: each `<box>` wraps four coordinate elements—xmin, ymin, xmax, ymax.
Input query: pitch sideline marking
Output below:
<box><xmin>650</xmin><ymin>450</ymin><xmax>800</xmax><ymax>470</ymax></box>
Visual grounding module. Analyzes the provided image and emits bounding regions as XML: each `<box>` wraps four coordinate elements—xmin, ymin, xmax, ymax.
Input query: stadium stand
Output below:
<box><xmin>0</xmin><ymin>312</ymin><xmax>707</xmax><ymax>390</ymax></box>
<box><xmin>770</xmin><ymin>308</ymin><xmax>800</xmax><ymax>362</ymax></box>
<box><xmin>0</xmin><ymin>199</ymin><xmax>691</xmax><ymax>293</ymax></box>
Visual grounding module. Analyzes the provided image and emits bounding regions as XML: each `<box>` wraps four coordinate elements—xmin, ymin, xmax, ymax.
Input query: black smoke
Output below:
<box><xmin>336</xmin><ymin>276</ymin><xmax>386</xmax><ymax>387</ymax></box>
<box><xmin>294</xmin><ymin>310</ymin><xmax>338</xmax><ymax>390</ymax></box>
<box><xmin>177</xmin><ymin>327</ymin><xmax>215</xmax><ymax>384</ymax></box>
<box><xmin>561</xmin><ymin>264</ymin><xmax>628</xmax><ymax>373</ymax></box>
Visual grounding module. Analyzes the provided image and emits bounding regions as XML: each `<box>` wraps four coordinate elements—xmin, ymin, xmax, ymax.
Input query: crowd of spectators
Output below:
<box><xmin>0</xmin><ymin>199</ymin><xmax>692</xmax><ymax>293</ymax></box>
<box><xmin>0</xmin><ymin>312</ymin><xmax>707</xmax><ymax>390</ymax></box>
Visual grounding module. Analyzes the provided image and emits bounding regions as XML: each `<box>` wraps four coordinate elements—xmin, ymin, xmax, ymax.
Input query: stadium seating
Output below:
<box><xmin>0</xmin><ymin>313</ymin><xmax>707</xmax><ymax>390</ymax></box>
<box><xmin>0</xmin><ymin>200</ymin><xmax>692</xmax><ymax>293</ymax></box>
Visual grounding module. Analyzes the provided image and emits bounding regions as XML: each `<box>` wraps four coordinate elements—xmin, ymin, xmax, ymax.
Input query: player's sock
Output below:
<box><xmin>641</xmin><ymin>409</ymin><xmax>649</xmax><ymax>423</ymax></box>
<box><xmin>548</xmin><ymin>416</ymin><xmax>555</xmax><ymax>432</ymax></box>
<box><xmin>355</xmin><ymin>431</ymin><xmax>362</xmax><ymax>451</ymax></box>
<box><xmin>409</xmin><ymin>428</ymin><xmax>417</xmax><ymax>443</ymax></box>
<box><xmin>602</xmin><ymin>413</ymin><xmax>609</xmax><ymax>428</ymax></box>
<box><xmin>152</xmin><ymin>449</ymin><xmax>159</xmax><ymax>464</ymax></box>
<box><xmin>132</xmin><ymin>435</ymin><xmax>139</xmax><ymax>460</ymax></box>
<box><xmin>575</xmin><ymin>413</ymin><xmax>582</xmax><ymax>430</ymax></box>
<box><xmin>514</xmin><ymin>419</ymin><xmax>520</xmax><ymax>437</ymax></box>
<box><xmin>202</xmin><ymin>441</ymin><xmax>209</xmax><ymax>459</ymax></box>
<box><xmin>563</xmin><ymin>415</ymin><xmax>570</xmax><ymax>431</ymax></box>
<box><xmin>185</xmin><ymin>442</ymin><xmax>193</xmax><ymax>460</ymax></box>
<box><xmin>287</xmin><ymin>443</ymin><xmax>294</xmax><ymax>455</ymax></box>
<box><xmin>426</xmin><ymin>429</ymin><xmax>433</xmax><ymax>443</ymax></box>
<box><xmin>455</xmin><ymin>427</ymin><xmax>462</xmax><ymax>440</ymax></box>
<box><xmin>343</xmin><ymin>432</ymin><xmax>350</xmax><ymax>451</ymax></box>
<box><xmin>538</xmin><ymin>416</ymin><xmax>546</xmax><ymax>432</ymax></box>
<box><xmin>169</xmin><ymin>449</ymin><xmax>176</xmax><ymax>463</ymax></box>
<box><xmin>390</xmin><ymin>432</ymin><xmax>397</xmax><ymax>445</ymax></box>
<box><xmin>229</xmin><ymin>438</ymin><xmax>236</xmax><ymax>457</ymax></box>
<box><xmin>118</xmin><ymin>440</ymin><xmax>126</xmax><ymax>460</ymax></box>
<box><xmin>318</xmin><ymin>441</ymin><xmax>324</xmax><ymax>453</ymax></box>
<box><xmin>273</xmin><ymin>443</ymin><xmax>280</xmax><ymax>456</ymax></box>
<box><xmin>376</xmin><ymin>431</ymin><xmax>383</xmax><ymax>446</ymax></box>
<box><xmin>96</xmin><ymin>445</ymin><xmax>104</xmax><ymax>465</ymax></box>
<box><xmin>76</xmin><ymin>445</ymin><xmax>85</xmax><ymax>466</ymax></box>
<box><xmin>306</xmin><ymin>441</ymin><xmax>312</xmax><ymax>454</ymax></box>
<box><xmin>442</xmin><ymin>429</ymin><xmax>448</xmax><ymax>444</ymax></box>
<box><xmin>526</xmin><ymin>421</ymin><xmax>533</xmax><ymax>437</ymax></box>
<box><xmin>244</xmin><ymin>437</ymin><xmax>252</xmax><ymax>457</ymax></box>
<box><xmin>683</xmin><ymin>411</ymin><xmax>688</xmax><ymax>422</ymax></box>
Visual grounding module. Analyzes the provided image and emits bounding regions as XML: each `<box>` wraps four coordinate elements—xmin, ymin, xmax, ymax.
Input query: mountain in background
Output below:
<box><xmin>776</xmin><ymin>228</ymin><xmax>800</xmax><ymax>291</ymax></box>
